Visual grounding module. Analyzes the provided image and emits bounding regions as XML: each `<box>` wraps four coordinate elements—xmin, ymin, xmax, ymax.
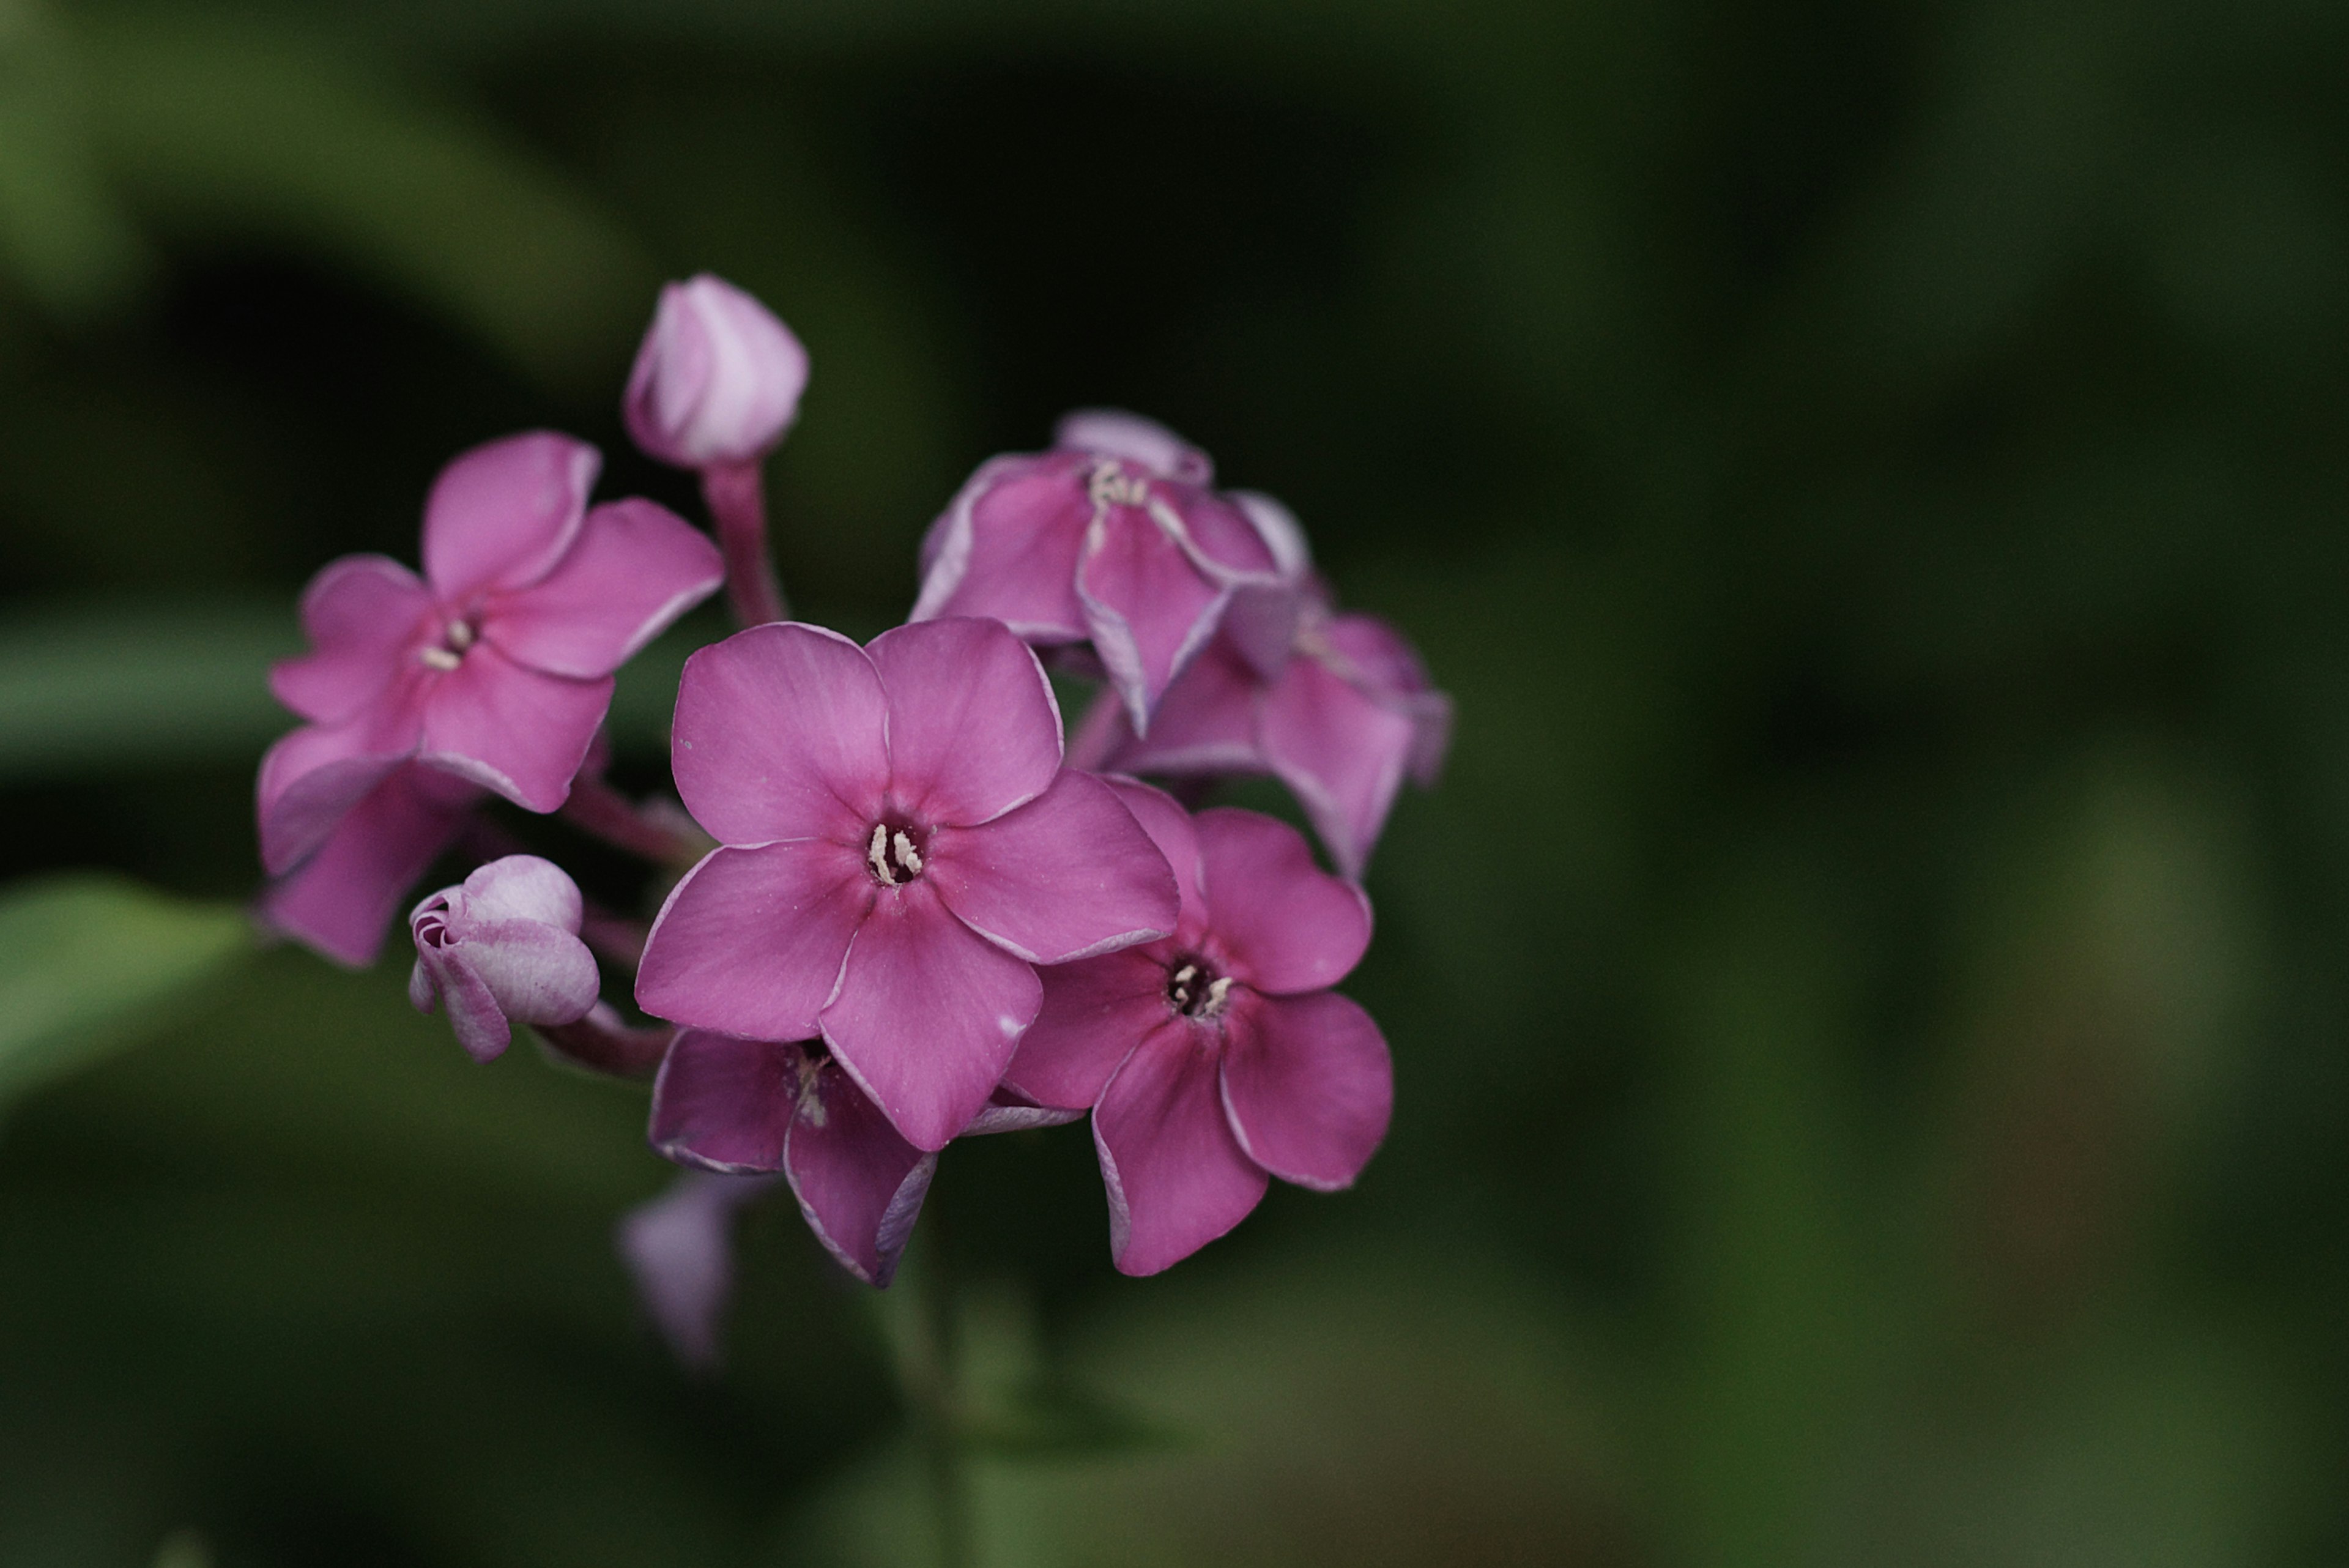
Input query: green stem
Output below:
<box><xmin>901</xmin><ymin>1219</ymin><xmax>972</xmax><ymax>1568</ymax></box>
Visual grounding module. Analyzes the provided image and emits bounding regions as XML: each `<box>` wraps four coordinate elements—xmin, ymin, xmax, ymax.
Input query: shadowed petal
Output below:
<box><xmin>1077</xmin><ymin>507</ymin><xmax>1226</xmax><ymax>732</ymax></box>
<box><xmin>259</xmin><ymin>764</ymin><xmax>480</xmax><ymax>966</ymax></box>
<box><xmin>636</xmin><ymin>841</ymin><xmax>872</xmax><ymax>1042</ymax></box>
<box><xmin>962</xmin><ymin>1096</ymin><xmax>1085</xmax><ymax>1135</ymax></box>
<box><xmin>1258</xmin><ymin>653</ymin><xmax>1419</xmax><ymax>880</ymax></box>
<box><xmin>486</xmin><ymin>498</ymin><xmax>722</xmax><ymax>678</ymax></box>
<box><xmin>670</xmin><ymin>622</ymin><xmax>886</xmax><ymax>846</ymax></box>
<box><xmin>417</xmin><ymin>644</ymin><xmax>611</xmax><ymax>811</ymax></box>
<box><xmin>269</xmin><ymin>555</ymin><xmax>434</xmax><ymax>724</ymax></box>
<box><xmin>821</xmin><ymin>880</ymin><xmax>1042</xmax><ymax>1152</ymax></box>
<box><xmin>926</xmin><ymin>771</ymin><xmax>1177</xmax><ymax>965</ymax></box>
<box><xmin>1104</xmin><ymin>639</ymin><xmax>1265</xmax><ymax>778</ymax></box>
<box><xmin>648</xmin><ymin>1029</ymin><xmax>800</xmax><ymax>1172</ymax></box>
<box><xmin>255</xmin><ymin>696</ymin><xmax>426</xmax><ymax>874</ymax></box>
<box><xmin>1093</xmin><ymin>1022</ymin><xmax>1267</xmax><ymax>1276</ymax></box>
<box><xmin>421</xmin><ymin>431</ymin><xmax>598</xmax><ymax>601</ymax></box>
<box><xmin>1003</xmin><ymin>948</ymin><xmax>1169</xmax><ymax>1110</ymax></box>
<box><xmin>1219</xmin><ymin>989</ymin><xmax>1391</xmax><ymax>1192</ymax></box>
<box><xmin>616</xmin><ymin>1170</ymin><xmax>782</xmax><ymax>1370</ymax></box>
<box><xmin>910</xmin><ymin>453</ymin><xmax>1091</xmax><ymax>638</ymax></box>
<box><xmin>1193</xmin><ymin>808</ymin><xmax>1371</xmax><ymax>994</ymax></box>
<box><xmin>868</xmin><ymin>618</ymin><xmax>1062</xmax><ymax>827</ymax></box>
<box><xmin>785</xmin><ymin>1060</ymin><xmax>937</xmax><ymax>1286</ymax></box>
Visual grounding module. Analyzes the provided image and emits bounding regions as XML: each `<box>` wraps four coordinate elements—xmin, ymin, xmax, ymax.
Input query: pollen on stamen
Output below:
<box><xmin>892</xmin><ymin>830</ymin><xmax>923</xmax><ymax>875</ymax></box>
<box><xmin>867</xmin><ymin>823</ymin><xmax>896</xmax><ymax>885</ymax></box>
<box><xmin>1201</xmin><ymin>976</ymin><xmax>1233</xmax><ymax>1017</ymax></box>
<box><xmin>445</xmin><ymin>620</ymin><xmax>475</xmax><ymax>650</ymax></box>
<box><xmin>420</xmin><ymin>646</ymin><xmax>462</xmax><ymax>671</ymax></box>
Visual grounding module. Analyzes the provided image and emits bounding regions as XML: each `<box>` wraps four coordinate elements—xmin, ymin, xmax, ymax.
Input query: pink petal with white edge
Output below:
<box><xmin>867</xmin><ymin>618</ymin><xmax>1062</xmax><ymax>827</ymax></box>
<box><xmin>648</xmin><ymin>1030</ymin><xmax>799</xmax><ymax>1172</ymax></box>
<box><xmin>259</xmin><ymin>764</ymin><xmax>480</xmax><ymax>966</ymax></box>
<box><xmin>1053</xmin><ymin>409</ymin><xmax>1214</xmax><ymax>485</ymax></box>
<box><xmin>1192</xmin><ymin>808</ymin><xmax>1370</xmax><ymax>994</ymax></box>
<box><xmin>925</xmin><ymin>770</ymin><xmax>1177</xmax><ymax>965</ymax></box>
<box><xmin>420</xmin><ymin>431</ymin><xmax>598</xmax><ymax>602</ymax></box>
<box><xmin>485</xmin><ymin>498</ymin><xmax>722</xmax><ymax>678</ymax></box>
<box><xmin>1098</xmin><ymin>777</ymin><xmax>1208</xmax><ymax>938</ymax></box>
<box><xmin>636</xmin><ymin>841</ymin><xmax>874</xmax><ymax>1042</ymax></box>
<box><xmin>1002</xmin><ymin>947</ymin><xmax>1170</xmax><ymax>1110</ymax></box>
<box><xmin>1104</xmin><ymin>639</ymin><xmax>1265</xmax><ymax>778</ymax></box>
<box><xmin>1219</xmin><ymin>988</ymin><xmax>1391</xmax><ymax>1192</ymax></box>
<box><xmin>1258</xmin><ymin>652</ymin><xmax>1419</xmax><ymax>880</ymax></box>
<box><xmin>785</xmin><ymin>1058</ymin><xmax>937</xmax><ymax>1286</ymax></box>
<box><xmin>416</xmin><ymin>643</ymin><xmax>611</xmax><ymax>812</ymax></box>
<box><xmin>1321</xmin><ymin>614</ymin><xmax>1453</xmax><ymax>787</ymax></box>
<box><xmin>820</xmin><ymin>880</ymin><xmax>1042</xmax><ymax>1153</ymax></box>
<box><xmin>910</xmin><ymin>455</ymin><xmax>1092</xmax><ymax>639</ymax></box>
<box><xmin>1093</xmin><ymin>1021</ymin><xmax>1269</xmax><ymax>1276</ymax></box>
<box><xmin>1077</xmin><ymin>503</ymin><xmax>1228</xmax><ymax>732</ymax></box>
<box><xmin>256</xmin><ymin>696</ymin><xmax>428</xmax><ymax>874</ymax></box>
<box><xmin>669</xmin><ymin>622</ymin><xmax>887</xmax><ymax>847</ymax></box>
<box><xmin>269</xmin><ymin>555</ymin><xmax>434</xmax><ymax>724</ymax></box>
<box><xmin>1166</xmin><ymin>486</ymin><xmax>1280</xmax><ymax>582</ymax></box>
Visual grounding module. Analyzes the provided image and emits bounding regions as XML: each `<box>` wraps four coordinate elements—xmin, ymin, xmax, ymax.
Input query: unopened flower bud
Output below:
<box><xmin>624</xmin><ymin>274</ymin><xmax>809</xmax><ymax>469</ymax></box>
<box><xmin>409</xmin><ymin>855</ymin><xmax>600</xmax><ymax>1061</ymax></box>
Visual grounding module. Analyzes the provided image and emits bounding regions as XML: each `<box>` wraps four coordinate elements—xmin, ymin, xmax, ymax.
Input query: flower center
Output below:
<box><xmin>419</xmin><ymin>617</ymin><xmax>478</xmax><ymax>672</ymax></box>
<box><xmin>1088</xmin><ymin>458</ymin><xmax>1151</xmax><ymax>511</ymax></box>
<box><xmin>1167</xmin><ymin>958</ymin><xmax>1233</xmax><ymax>1020</ymax></box>
<box><xmin>865</xmin><ymin>820</ymin><xmax>928</xmax><ymax>886</ymax></box>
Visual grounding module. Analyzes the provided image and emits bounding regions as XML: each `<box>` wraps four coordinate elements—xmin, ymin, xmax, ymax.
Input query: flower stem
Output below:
<box><xmin>560</xmin><ymin>775</ymin><xmax>705</xmax><ymax>868</ymax></box>
<box><xmin>702</xmin><ymin>459</ymin><xmax>789</xmax><ymax>626</ymax></box>
<box><xmin>898</xmin><ymin>1220</ymin><xmax>974</xmax><ymax>1568</ymax></box>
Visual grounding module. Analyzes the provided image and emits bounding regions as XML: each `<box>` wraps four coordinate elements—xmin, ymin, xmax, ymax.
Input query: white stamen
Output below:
<box><xmin>1088</xmin><ymin>459</ymin><xmax>1149</xmax><ymax>510</ymax></box>
<box><xmin>1201</xmin><ymin>976</ymin><xmax>1233</xmax><ymax>1017</ymax></box>
<box><xmin>445</xmin><ymin>620</ymin><xmax>475</xmax><ymax>650</ymax></box>
<box><xmin>867</xmin><ymin>823</ymin><xmax>896</xmax><ymax>885</ymax></box>
<box><xmin>420</xmin><ymin>646</ymin><xmax>462</xmax><ymax>671</ymax></box>
<box><xmin>892</xmin><ymin>830</ymin><xmax>923</xmax><ymax>875</ymax></box>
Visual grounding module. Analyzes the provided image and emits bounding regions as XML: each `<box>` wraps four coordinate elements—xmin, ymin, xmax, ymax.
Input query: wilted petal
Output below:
<box><xmin>1002</xmin><ymin>947</ymin><xmax>1168</xmax><ymax>1110</ymax></box>
<box><xmin>416</xmin><ymin>644</ymin><xmax>610</xmax><ymax>812</ymax></box>
<box><xmin>1258</xmin><ymin>652</ymin><xmax>1419</xmax><ymax>880</ymax></box>
<box><xmin>821</xmin><ymin>880</ymin><xmax>1042</xmax><ymax>1152</ymax></box>
<box><xmin>269</xmin><ymin>555</ymin><xmax>434</xmax><ymax>724</ymax></box>
<box><xmin>486</xmin><ymin>498</ymin><xmax>723</xmax><ymax>678</ymax></box>
<box><xmin>636</xmin><ymin>841</ymin><xmax>873</xmax><ymax>1042</ymax></box>
<box><xmin>670</xmin><ymin>623</ymin><xmax>887</xmax><ymax>847</ymax></box>
<box><xmin>784</xmin><ymin>1059</ymin><xmax>937</xmax><ymax>1286</ymax></box>
<box><xmin>421</xmin><ymin>431</ymin><xmax>598</xmax><ymax>601</ymax></box>
<box><xmin>259</xmin><ymin>764</ymin><xmax>480</xmax><ymax>967</ymax></box>
<box><xmin>910</xmin><ymin>454</ymin><xmax>1091</xmax><ymax>639</ymax></box>
<box><xmin>926</xmin><ymin>771</ymin><xmax>1176</xmax><ymax>965</ymax></box>
<box><xmin>1093</xmin><ymin>1022</ymin><xmax>1267</xmax><ymax>1276</ymax></box>
<box><xmin>1077</xmin><ymin>507</ymin><xmax>1226</xmax><ymax>732</ymax></box>
<box><xmin>868</xmin><ymin>618</ymin><xmax>1061</xmax><ymax>827</ymax></box>
<box><xmin>648</xmin><ymin>1029</ymin><xmax>801</xmax><ymax>1172</ymax></box>
<box><xmin>616</xmin><ymin>1169</ymin><xmax>782</xmax><ymax>1370</ymax></box>
<box><xmin>1053</xmin><ymin>409</ymin><xmax>1213</xmax><ymax>485</ymax></box>
<box><xmin>1219</xmin><ymin>989</ymin><xmax>1392</xmax><ymax>1192</ymax></box>
<box><xmin>1192</xmin><ymin>808</ymin><xmax>1370</xmax><ymax>993</ymax></box>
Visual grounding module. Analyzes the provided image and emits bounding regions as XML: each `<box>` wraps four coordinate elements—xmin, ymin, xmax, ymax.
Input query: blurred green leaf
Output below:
<box><xmin>0</xmin><ymin>872</ymin><xmax>248</xmax><ymax>1109</ymax></box>
<box><xmin>0</xmin><ymin>1</ymin><xmax>150</xmax><ymax>319</ymax></box>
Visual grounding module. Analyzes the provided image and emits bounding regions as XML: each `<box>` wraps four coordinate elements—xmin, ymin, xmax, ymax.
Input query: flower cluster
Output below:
<box><xmin>255</xmin><ymin>273</ymin><xmax>1449</xmax><ymax>1356</ymax></box>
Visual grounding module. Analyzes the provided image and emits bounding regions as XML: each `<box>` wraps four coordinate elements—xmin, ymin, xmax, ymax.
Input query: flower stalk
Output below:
<box><xmin>703</xmin><ymin>460</ymin><xmax>789</xmax><ymax>626</ymax></box>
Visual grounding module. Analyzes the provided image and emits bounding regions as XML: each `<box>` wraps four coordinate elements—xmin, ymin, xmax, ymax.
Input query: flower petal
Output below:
<box><xmin>269</xmin><ymin>555</ymin><xmax>434</xmax><ymax>724</ymax></box>
<box><xmin>258</xmin><ymin>764</ymin><xmax>480</xmax><ymax>966</ymax></box>
<box><xmin>1099</xmin><ymin>776</ymin><xmax>1206</xmax><ymax>937</ymax></box>
<box><xmin>636</xmin><ymin>841</ymin><xmax>873</xmax><ymax>1042</ymax></box>
<box><xmin>1258</xmin><ymin>652</ymin><xmax>1419</xmax><ymax>879</ymax></box>
<box><xmin>1104</xmin><ymin>637</ymin><xmax>1266</xmax><ymax>777</ymax></box>
<box><xmin>484</xmin><ymin>498</ymin><xmax>723</xmax><ymax>678</ymax></box>
<box><xmin>670</xmin><ymin>622</ymin><xmax>886</xmax><ymax>847</ymax></box>
<box><xmin>414</xmin><ymin>644</ymin><xmax>610</xmax><ymax>812</ymax></box>
<box><xmin>820</xmin><ymin>880</ymin><xmax>1042</xmax><ymax>1152</ymax></box>
<box><xmin>784</xmin><ymin>1059</ymin><xmax>937</xmax><ymax>1287</ymax></box>
<box><xmin>910</xmin><ymin>453</ymin><xmax>1091</xmax><ymax>639</ymax></box>
<box><xmin>452</xmin><ymin>853</ymin><xmax>582</xmax><ymax>929</ymax></box>
<box><xmin>1192</xmin><ymin>808</ymin><xmax>1371</xmax><ymax>993</ymax></box>
<box><xmin>925</xmin><ymin>771</ymin><xmax>1176</xmax><ymax>965</ymax></box>
<box><xmin>867</xmin><ymin>617</ymin><xmax>1062</xmax><ymax>827</ymax></box>
<box><xmin>1077</xmin><ymin>504</ymin><xmax>1228</xmax><ymax>732</ymax></box>
<box><xmin>1219</xmin><ymin>989</ymin><xmax>1392</xmax><ymax>1192</ymax></box>
<box><xmin>255</xmin><ymin>697</ymin><xmax>426</xmax><ymax>875</ymax></box>
<box><xmin>647</xmin><ymin>1029</ymin><xmax>800</xmax><ymax>1173</ymax></box>
<box><xmin>1093</xmin><ymin>1022</ymin><xmax>1267</xmax><ymax>1276</ymax></box>
<box><xmin>616</xmin><ymin>1170</ymin><xmax>782</xmax><ymax>1370</ymax></box>
<box><xmin>455</xmin><ymin>918</ymin><xmax>600</xmax><ymax>1028</ymax></box>
<box><xmin>1053</xmin><ymin>409</ymin><xmax>1213</xmax><ymax>484</ymax></box>
<box><xmin>420</xmin><ymin>947</ymin><xmax>517</xmax><ymax>1062</ymax></box>
<box><xmin>421</xmin><ymin>431</ymin><xmax>598</xmax><ymax>601</ymax></box>
<box><xmin>1002</xmin><ymin>948</ymin><xmax>1169</xmax><ymax>1110</ymax></box>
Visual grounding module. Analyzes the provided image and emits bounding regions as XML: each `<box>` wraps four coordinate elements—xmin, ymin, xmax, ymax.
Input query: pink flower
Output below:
<box><xmin>625</xmin><ymin>275</ymin><xmax>810</xmax><ymax>470</ymax></box>
<box><xmin>910</xmin><ymin>411</ymin><xmax>1302</xmax><ymax>735</ymax></box>
<box><xmin>633</xmin><ymin>617</ymin><xmax>1181</xmax><ymax>1151</ymax></box>
<box><xmin>1072</xmin><ymin>585</ymin><xmax>1452</xmax><ymax>879</ymax></box>
<box><xmin>1002</xmin><ymin>782</ymin><xmax>1393</xmax><ymax>1276</ymax></box>
<box><xmin>258</xmin><ymin>431</ymin><xmax>724</xmax><ymax>879</ymax></box>
<box><xmin>407</xmin><ymin>855</ymin><xmax>601</xmax><ymax>1063</ymax></box>
<box><xmin>257</xmin><ymin>762</ymin><xmax>483</xmax><ymax>966</ymax></box>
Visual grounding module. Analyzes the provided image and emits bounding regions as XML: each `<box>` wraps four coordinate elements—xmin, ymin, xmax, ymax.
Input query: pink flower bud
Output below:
<box><xmin>624</xmin><ymin>275</ymin><xmax>809</xmax><ymax>469</ymax></box>
<box><xmin>409</xmin><ymin>855</ymin><xmax>601</xmax><ymax>1061</ymax></box>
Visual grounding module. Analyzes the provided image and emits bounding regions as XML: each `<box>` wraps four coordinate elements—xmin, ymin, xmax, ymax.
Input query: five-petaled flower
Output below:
<box><xmin>633</xmin><ymin>616</ymin><xmax>1180</xmax><ymax>1151</ymax></box>
<box><xmin>407</xmin><ymin>855</ymin><xmax>601</xmax><ymax>1062</ymax></box>
<box><xmin>1073</xmin><ymin>575</ymin><xmax>1452</xmax><ymax>879</ymax></box>
<box><xmin>911</xmin><ymin>411</ymin><xmax>1303</xmax><ymax>736</ymax></box>
<box><xmin>258</xmin><ymin>431</ymin><xmax>724</xmax><ymax>885</ymax></box>
<box><xmin>1003</xmin><ymin>780</ymin><xmax>1393</xmax><ymax>1275</ymax></box>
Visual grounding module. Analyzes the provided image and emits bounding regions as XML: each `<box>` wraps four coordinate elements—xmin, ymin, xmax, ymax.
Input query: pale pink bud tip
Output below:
<box><xmin>625</xmin><ymin>274</ymin><xmax>809</xmax><ymax>469</ymax></box>
<box><xmin>409</xmin><ymin>855</ymin><xmax>601</xmax><ymax>1062</ymax></box>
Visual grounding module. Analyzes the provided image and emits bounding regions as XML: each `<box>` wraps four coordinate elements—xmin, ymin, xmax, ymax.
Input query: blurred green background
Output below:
<box><xmin>2</xmin><ymin>0</ymin><xmax>2346</xmax><ymax>1562</ymax></box>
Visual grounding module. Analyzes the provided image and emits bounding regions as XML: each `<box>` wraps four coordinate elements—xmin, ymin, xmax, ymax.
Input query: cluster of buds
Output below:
<box><xmin>255</xmin><ymin>273</ymin><xmax>1449</xmax><ymax>1359</ymax></box>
